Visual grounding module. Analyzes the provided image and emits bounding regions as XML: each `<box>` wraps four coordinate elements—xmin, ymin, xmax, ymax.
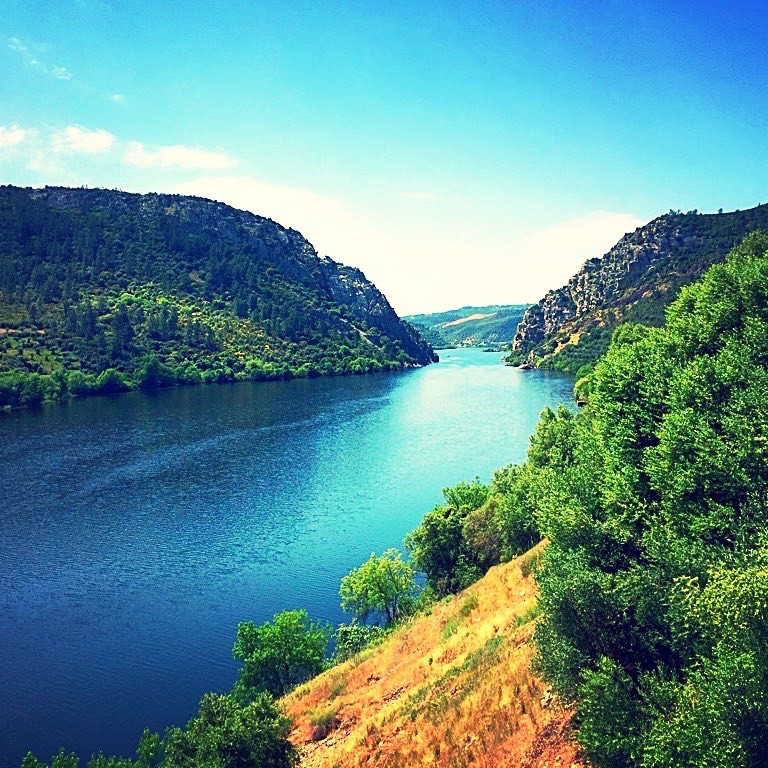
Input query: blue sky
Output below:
<box><xmin>2</xmin><ymin>0</ymin><xmax>766</xmax><ymax>314</ymax></box>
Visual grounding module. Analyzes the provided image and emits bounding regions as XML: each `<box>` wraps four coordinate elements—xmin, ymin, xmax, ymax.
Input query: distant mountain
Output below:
<box><xmin>405</xmin><ymin>304</ymin><xmax>529</xmax><ymax>348</ymax></box>
<box><xmin>510</xmin><ymin>204</ymin><xmax>768</xmax><ymax>372</ymax></box>
<box><xmin>0</xmin><ymin>185</ymin><xmax>436</xmax><ymax>408</ymax></box>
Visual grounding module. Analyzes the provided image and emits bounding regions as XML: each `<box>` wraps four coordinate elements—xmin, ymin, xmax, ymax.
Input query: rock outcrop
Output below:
<box><xmin>512</xmin><ymin>204</ymin><xmax>768</xmax><ymax>370</ymax></box>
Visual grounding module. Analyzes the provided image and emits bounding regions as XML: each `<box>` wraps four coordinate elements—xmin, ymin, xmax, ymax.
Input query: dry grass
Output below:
<box><xmin>284</xmin><ymin>542</ymin><xmax>587</xmax><ymax>767</ymax></box>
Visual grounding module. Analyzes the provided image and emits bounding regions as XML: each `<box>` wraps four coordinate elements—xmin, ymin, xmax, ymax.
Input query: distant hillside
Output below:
<box><xmin>405</xmin><ymin>304</ymin><xmax>529</xmax><ymax>348</ymax></box>
<box><xmin>0</xmin><ymin>185</ymin><xmax>436</xmax><ymax>408</ymax></box>
<box><xmin>284</xmin><ymin>543</ymin><xmax>586</xmax><ymax>768</ymax></box>
<box><xmin>510</xmin><ymin>204</ymin><xmax>768</xmax><ymax>372</ymax></box>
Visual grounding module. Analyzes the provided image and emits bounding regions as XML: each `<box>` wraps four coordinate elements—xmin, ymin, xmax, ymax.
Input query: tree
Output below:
<box><xmin>134</xmin><ymin>355</ymin><xmax>176</xmax><ymax>390</ymax></box>
<box><xmin>232</xmin><ymin>609</ymin><xmax>331</xmax><ymax>698</ymax></box>
<box><xmin>339</xmin><ymin>549</ymin><xmax>417</xmax><ymax>625</ymax></box>
<box><xmin>405</xmin><ymin>480</ymin><xmax>490</xmax><ymax>597</ymax></box>
<box><xmin>162</xmin><ymin>692</ymin><xmax>296</xmax><ymax>768</ymax></box>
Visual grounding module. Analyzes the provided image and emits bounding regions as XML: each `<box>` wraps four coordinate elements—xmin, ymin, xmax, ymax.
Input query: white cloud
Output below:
<box><xmin>53</xmin><ymin>126</ymin><xmax>115</xmax><ymax>154</ymax></box>
<box><xmin>0</xmin><ymin>125</ymin><xmax>27</xmax><ymax>148</ymax></box>
<box><xmin>51</xmin><ymin>66</ymin><xmax>72</xmax><ymax>81</ymax></box>
<box><xmin>110</xmin><ymin>93</ymin><xmax>126</xmax><ymax>103</ymax></box>
<box><xmin>8</xmin><ymin>37</ymin><xmax>39</xmax><ymax>67</ymax></box>
<box><xmin>125</xmin><ymin>141</ymin><xmax>237</xmax><ymax>170</ymax></box>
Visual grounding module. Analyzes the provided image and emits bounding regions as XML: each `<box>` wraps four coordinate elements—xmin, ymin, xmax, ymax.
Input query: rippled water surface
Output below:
<box><xmin>0</xmin><ymin>349</ymin><xmax>572</xmax><ymax>765</ymax></box>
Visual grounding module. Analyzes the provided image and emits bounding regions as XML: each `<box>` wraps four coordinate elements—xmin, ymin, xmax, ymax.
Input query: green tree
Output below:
<box><xmin>95</xmin><ymin>368</ymin><xmax>132</xmax><ymax>394</ymax></box>
<box><xmin>232</xmin><ymin>609</ymin><xmax>331</xmax><ymax>698</ymax></box>
<box><xmin>161</xmin><ymin>692</ymin><xmax>296</xmax><ymax>768</ymax></box>
<box><xmin>405</xmin><ymin>480</ymin><xmax>490</xmax><ymax>597</ymax></box>
<box><xmin>339</xmin><ymin>549</ymin><xmax>417</xmax><ymax>625</ymax></box>
<box><xmin>134</xmin><ymin>355</ymin><xmax>176</xmax><ymax>390</ymax></box>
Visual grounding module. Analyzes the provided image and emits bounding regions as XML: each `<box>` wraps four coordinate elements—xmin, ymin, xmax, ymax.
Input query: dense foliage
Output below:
<box><xmin>233</xmin><ymin>610</ymin><xmax>332</xmax><ymax>698</ymax></box>
<box><xmin>0</xmin><ymin>185</ymin><xmax>434</xmax><ymax>409</ymax></box>
<box><xmin>404</xmin><ymin>466</ymin><xmax>546</xmax><ymax>599</ymax></box>
<box><xmin>531</xmin><ymin>232</ymin><xmax>768</xmax><ymax>767</ymax></box>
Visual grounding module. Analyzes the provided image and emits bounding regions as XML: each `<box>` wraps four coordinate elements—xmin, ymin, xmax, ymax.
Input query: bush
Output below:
<box><xmin>334</xmin><ymin>621</ymin><xmax>384</xmax><ymax>662</ymax></box>
<box><xmin>162</xmin><ymin>692</ymin><xmax>297</xmax><ymax>768</ymax></box>
<box><xmin>95</xmin><ymin>368</ymin><xmax>132</xmax><ymax>394</ymax></box>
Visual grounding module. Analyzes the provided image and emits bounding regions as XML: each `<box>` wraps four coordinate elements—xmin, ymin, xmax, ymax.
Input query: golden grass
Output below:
<box><xmin>284</xmin><ymin>542</ymin><xmax>587</xmax><ymax>767</ymax></box>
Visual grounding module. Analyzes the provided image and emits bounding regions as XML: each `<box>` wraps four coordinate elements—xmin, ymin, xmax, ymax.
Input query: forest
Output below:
<box><xmin>0</xmin><ymin>186</ymin><xmax>434</xmax><ymax>409</ymax></box>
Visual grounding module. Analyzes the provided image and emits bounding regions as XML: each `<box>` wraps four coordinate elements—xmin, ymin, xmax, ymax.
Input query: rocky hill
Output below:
<box><xmin>510</xmin><ymin>204</ymin><xmax>768</xmax><ymax>372</ymax></box>
<box><xmin>284</xmin><ymin>542</ymin><xmax>586</xmax><ymax>768</ymax></box>
<box><xmin>0</xmin><ymin>185</ymin><xmax>436</xmax><ymax>407</ymax></box>
<box><xmin>405</xmin><ymin>304</ymin><xmax>529</xmax><ymax>348</ymax></box>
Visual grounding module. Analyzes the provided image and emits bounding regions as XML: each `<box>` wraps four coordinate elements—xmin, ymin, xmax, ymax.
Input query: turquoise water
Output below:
<box><xmin>0</xmin><ymin>348</ymin><xmax>572</xmax><ymax>765</ymax></box>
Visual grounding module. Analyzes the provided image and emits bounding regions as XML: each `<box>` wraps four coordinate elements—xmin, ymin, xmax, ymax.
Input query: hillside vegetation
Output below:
<box><xmin>529</xmin><ymin>231</ymin><xmax>768</xmax><ymax>767</ymax></box>
<box><xmin>510</xmin><ymin>204</ymin><xmax>768</xmax><ymax>373</ymax></box>
<box><xmin>0</xmin><ymin>185</ymin><xmax>435</xmax><ymax>409</ymax></box>
<box><xmin>297</xmin><ymin>231</ymin><xmax>768</xmax><ymax>768</ymax></box>
<box><xmin>285</xmin><ymin>543</ymin><xmax>585</xmax><ymax>768</ymax></box>
<box><xmin>405</xmin><ymin>304</ymin><xmax>528</xmax><ymax>348</ymax></box>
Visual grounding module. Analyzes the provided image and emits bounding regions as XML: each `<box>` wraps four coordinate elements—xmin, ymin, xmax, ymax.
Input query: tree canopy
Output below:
<box><xmin>339</xmin><ymin>549</ymin><xmax>417</xmax><ymax>625</ymax></box>
<box><xmin>233</xmin><ymin>609</ymin><xmax>331</xmax><ymax>699</ymax></box>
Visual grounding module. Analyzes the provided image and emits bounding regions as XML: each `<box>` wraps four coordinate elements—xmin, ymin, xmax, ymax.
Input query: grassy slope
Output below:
<box><xmin>284</xmin><ymin>543</ymin><xmax>586</xmax><ymax>768</ymax></box>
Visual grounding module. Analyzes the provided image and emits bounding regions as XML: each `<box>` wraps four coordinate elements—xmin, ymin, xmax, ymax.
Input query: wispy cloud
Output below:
<box><xmin>8</xmin><ymin>37</ymin><xmax>73</xmax><ymax>82</ymax></box>
<box><xmin>401</xmin><ymin>191</ymin><xmax>441</xmax><ymax>202</ymax></box>
<box><xmin>53</xmin><ymin>126</ymin><xmax>115</xmax><ymax>154</ymax></box>
<box><xmin>110</xmin><ymin>93</ymin><xmax>126</xmax><ymax>103</ymax></box>
<box><xmin>125</xmin><ymin>141</ymin><xmax>237</xmax><ymax>170</ymax></box>
<box><xmin>0</xmin><ymin>125</ymin><xmax>27</xmax><ymax>148</ymax></box>
<box><xmin>51</xmin><ymin>66</ymin><xmax>73</xmax><ymax>81</ymax></box>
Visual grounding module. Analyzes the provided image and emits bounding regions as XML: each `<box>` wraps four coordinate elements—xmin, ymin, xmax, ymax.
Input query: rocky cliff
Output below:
<box><xmin>511</xmin><ymin>204</ymin><xmax>768</xmax><ymax>371</ymax></box>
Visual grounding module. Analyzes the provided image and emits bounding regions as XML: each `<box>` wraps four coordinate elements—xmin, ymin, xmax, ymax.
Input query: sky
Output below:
<box><xmin>1</xmin><ymin>0</ymin><xmax>766</xmax><ymax>315</ymax></box>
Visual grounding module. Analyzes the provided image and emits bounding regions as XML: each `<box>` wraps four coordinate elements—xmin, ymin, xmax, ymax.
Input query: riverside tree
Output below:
<box><xmin>339</xmin><ymin>549</ymin><xmax>417</xmax><ymax>625</ymax></box>
<box><xmin>233</xmin><ymin>609</ymin><xmax>331</xmax><ymax>699</ymax></box>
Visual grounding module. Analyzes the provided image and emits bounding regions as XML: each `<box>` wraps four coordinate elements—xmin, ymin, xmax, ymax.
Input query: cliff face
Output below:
<box><xmin>512</xmin><ymin>204</ymin><xmax>768</xmax><ymax>371</ymax></box>
<box><xmin>319</xmin><ymin>259</ymin><xmax>436</xmax><ymax>363</ymax></box>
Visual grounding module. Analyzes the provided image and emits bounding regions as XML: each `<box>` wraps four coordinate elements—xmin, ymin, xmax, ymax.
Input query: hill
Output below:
<box><xmin>0</xmin><ymin>185</ymin><xmax>436</xmax><ymax>408</ymax></box>
<box><xmin>509</xmin><ymin>204</ymin><xmax>768</xmax><ymax>372</ymax></box>
<box><xmin>284</xmin><ymin>543</ymin><xmax>586</xmax><ymax>768</ymax></box>
<box><xmin>404</xmin><ymin>304</ymin><xmax>529</xmax><ymax>348</ymax></box>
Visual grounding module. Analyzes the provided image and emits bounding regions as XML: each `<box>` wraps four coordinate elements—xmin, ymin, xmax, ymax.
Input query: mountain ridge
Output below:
<box><xmin>405</xmin><ymin>304</ymin><xmax>529</xmax><ymax>348</ymax></box>
<box><xmin>0</xmin><ymin>185</ymin><xmax>436</xmax><ymax>407</ymax></box>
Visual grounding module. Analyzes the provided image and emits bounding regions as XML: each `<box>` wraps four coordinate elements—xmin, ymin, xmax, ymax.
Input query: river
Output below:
<box><xmin>0</xmin><ymin>348</ymin><xmax>572</xmax><ymax>765</ymax></box>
